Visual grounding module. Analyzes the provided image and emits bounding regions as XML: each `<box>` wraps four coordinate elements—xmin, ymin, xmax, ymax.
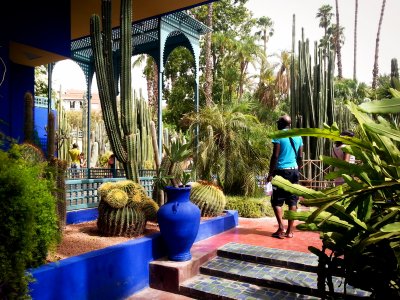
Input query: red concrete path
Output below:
<box><xmin>193</xmin><ymin>216</ymin><xmax>322</xmax><ymax>254</ymax></box>
<box><xmin>129</xmin><ymin>216</ymin><xmax>322</xmax><ymax>299</ymax></box>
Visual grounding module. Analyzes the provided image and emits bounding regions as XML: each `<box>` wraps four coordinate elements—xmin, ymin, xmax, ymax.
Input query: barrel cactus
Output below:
<box><xmin>97</xmin><ymin>180</ymin><xmax>159</xmax><ymax>237</ymax></box>
<box><xmin>190</xmin><ymin>180</ymin><xmax>226</xmax><ymax>217</ymax></box>
<box><xmin>141</xmin><ymin>199</ymin><xmax>159</xmax><ymax>222</ymax></box>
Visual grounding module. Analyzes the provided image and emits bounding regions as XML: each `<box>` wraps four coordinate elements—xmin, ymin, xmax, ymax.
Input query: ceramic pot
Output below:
<box><xmin>157</xmin><ymin>185</ymin><xmax>200</xmax><ymax>261</ymax></box>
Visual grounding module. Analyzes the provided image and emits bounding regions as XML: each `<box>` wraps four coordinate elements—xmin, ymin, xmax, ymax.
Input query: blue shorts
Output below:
<box><xmin>271</xmin><ymin>169</ymin><xmax>299</xmax><ymax>207</ymax></box>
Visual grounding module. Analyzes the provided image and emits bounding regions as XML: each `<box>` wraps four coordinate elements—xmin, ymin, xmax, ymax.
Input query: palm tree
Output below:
<box><xmin>274</xmin><ymin>50</ymin><xmax>291</xmax><ymax>100</ymax></box>
<box><xmin>255</xmin><ymin>17</ymin><xmax>274</xmax><ymax>82</ymax></box>
<box><xmin>335</xmin><ymin>0</ymin><xmax>343</xmax><ymax>79</ymax></box>
<box><xmin>204</xmin><ymin>3</ymin><xmax>214</xmax><ymax>107</ymax></box>
<box><xmin>372</xmin><ymin>0</ymin><xmax>387</xmax><ymax>90</ymax></box>
<box><xmin>316</xmin><ymin>5</ymin><xmax>334</xmax><ymax>40</ymax></box>
<box><xmin>234</xmin><ymin>36</ymin><xmax>263</xmax><ymax>101</ymax></box>
<box><xmin>353</xmin><ymin>0</ymin><xmax>358</xmax><ymax>81</ymax></box>
<box><xmin>187</xmin><ymin>104</ymin><xmax>265</xmax><ymax>196</ymax></box>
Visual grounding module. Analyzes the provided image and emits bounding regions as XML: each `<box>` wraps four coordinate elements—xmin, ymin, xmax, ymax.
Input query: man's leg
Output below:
<box><xmin>272</xmin><ymin>205</ymin><xmax>285</xmax><ymax>237</ymax></box>
<box><xmin>285</xmin><ymin>205</ymin><xmax>297</xmax><ymax>237</ymax></box>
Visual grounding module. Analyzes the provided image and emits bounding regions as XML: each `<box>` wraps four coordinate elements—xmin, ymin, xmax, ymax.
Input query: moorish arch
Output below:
<box><xmin>68</xmin><ymin>11</ymin><xmax>210</xmax><ymax>163</ymax></box>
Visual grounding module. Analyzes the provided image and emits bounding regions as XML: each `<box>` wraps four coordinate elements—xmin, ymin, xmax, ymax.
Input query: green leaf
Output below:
<box><xmin>365</xmin><ymin>123</ymin><xmax>400</xmax><ymax>143</ymax></box>
<box><xmin>380</xmin><ymin>222</ymin><xmax>400</xmax><ymax>233</ymax></box>
<box><xmin>358</xmin><ymin>231</ymin><xmax>399</xmax><ymax>250</ymax></box>
<box><xmin>268</xmin><ymin>127</ymin><xmax>369</xmax><ymax>151</ymax></box>
<box><xmin>271</xmin><ymin>175</ymin><xmax>325</xmax><ymax>199</ymax></box>
<box><xmin>372</xmin><ymin>208</ymin><xmax>400</xmax><ymax>230</ymax></box>
<box><xmin>325</xmin><ymin>204</ymin><xmax>368</xmax><ymax>230</ymax></box>
<box><xmin>358</xmin><ymin>98</ymin><xmax>400</xmax><ymax>114</ymax></box>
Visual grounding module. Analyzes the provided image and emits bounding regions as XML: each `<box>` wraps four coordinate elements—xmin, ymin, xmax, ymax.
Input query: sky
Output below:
<box><xmin>245</xmin><ymin>0</ymin><xmax>400</xmax><ymax>84</ymax></box>
<box><xmin>53</xmin><ymin>0</ymin><xmax>400</xmax><ymax>92</ymax></box>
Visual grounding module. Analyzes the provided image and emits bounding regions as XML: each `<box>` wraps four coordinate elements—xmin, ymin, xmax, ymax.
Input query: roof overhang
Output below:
<box><xmin>71</xmin><ymin>0</ymin><xmax>215</xmax><ymax>40</ymax></box>
<box><xmin>9</xmin><ymin>0</ymin><xmax>216</xmax><ymax>67</ymax></box>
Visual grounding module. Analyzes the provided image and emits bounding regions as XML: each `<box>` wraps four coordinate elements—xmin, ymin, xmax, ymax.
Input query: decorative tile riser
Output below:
<box><xmin>180</xmin><ymin>274</ymin><xmax>320</xmax><ymax>300</ymax></box>
<box><xmin>217</xmin><ymin>249</ymin><xmax>318</xmax><ymax>273</ymax></box>
<box><xmin>200</xmin><ymin>257</ymin><xmax>370</xmax><ymax>299</ymax></box>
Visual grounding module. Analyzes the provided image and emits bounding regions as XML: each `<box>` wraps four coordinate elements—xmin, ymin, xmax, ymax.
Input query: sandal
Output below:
<box><xmin>285</xmin><ymin>232</ymin><xmax>294</xmax><ymax>238</ymax></box>
<box><xmin>272</xmin><ymin>230</ymin><xmax>285</xmax><ymax>239</ymax></box>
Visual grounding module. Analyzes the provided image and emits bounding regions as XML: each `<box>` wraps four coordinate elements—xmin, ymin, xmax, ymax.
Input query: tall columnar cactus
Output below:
<box><xmin>190</xmin><ymin>180</ymin><xmax>226</xmax><ymax>217</ymax></box>
<box><xmin>90</xmin><ymin>0</ymin><xmax>138</xmax><ymax>181</ymax></box>
<box><xmin>49</xmin><ymin>158</ymin><xmax>68</xmax><ymax>230</ymax></box>
<box><xmin>90</xmin><ymin>0</ymin><xmax>154</xmax><ymax>181</ymax></box>
<box><xmin>390</xmin><ymin>58</ymin><xmax>399</xmax><ymax>89</ymax></box>
<box><xmin>23</xmin><ymin>91</ymin><xmax>34</xmax><ymax>143</ymax></box>
<box><xmin>97</xmin><ymin>180</ymin><xmax>159</xmax><ymax>237</ymax></box>
<box><xmin>47</xmin><ymin>111</ymin><xmax>56</xmax><ymax>160</ymax></box>
<box><xmin>290</xmin><ymin>22</ymin><xmax>335</xmax><ymax>182</ymax></box>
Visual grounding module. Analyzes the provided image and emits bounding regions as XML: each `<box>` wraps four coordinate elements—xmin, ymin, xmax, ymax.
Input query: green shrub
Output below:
<box><xmin>0</xmin><ymin>145</ymin><xmax>60</xmax><ymax>299</ymax></box>
<box><xmin>225</xmin><ymin>196</ymin><xmax>274</xmax><ymax>218</ymax></box>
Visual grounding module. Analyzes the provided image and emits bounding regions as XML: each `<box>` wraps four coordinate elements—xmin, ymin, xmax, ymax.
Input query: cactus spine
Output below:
<box><xmin>190</xmin><ymin>181</ymin><xmax>226</xmax><ymax>217</ymax></box>
<box><xmin>24</xmin><ymin>91</ymin><xmax>34</xmax><ymax>143</ymax></box>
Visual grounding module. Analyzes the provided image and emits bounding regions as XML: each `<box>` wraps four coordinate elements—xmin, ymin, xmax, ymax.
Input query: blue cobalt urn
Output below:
<box><xmin>157</xmin><ymin>185</ymin><xmax>201</xmax><ymax>261</ymax></box>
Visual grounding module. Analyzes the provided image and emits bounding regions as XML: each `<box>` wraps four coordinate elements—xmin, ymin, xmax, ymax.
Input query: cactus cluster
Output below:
<box><xmin>190</xmin><ymin>180</ymin><xmax>226</xmax><ymax>217</ymax></box>
<box><xmin>97</xmin><ymin>180</ymin><xmax>159</xmax><ymax>237</ymax></box>
<box><xmin>90</xmin><ymin>0</ymin><xmax>154</xmax><ymax>181</ymax></box>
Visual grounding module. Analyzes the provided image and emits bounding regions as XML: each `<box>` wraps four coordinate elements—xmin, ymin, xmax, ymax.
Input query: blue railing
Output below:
<box><xmin>65</xmin><ymin>168</ymin><xmax>156</xmax><ymax>211</ymax></box>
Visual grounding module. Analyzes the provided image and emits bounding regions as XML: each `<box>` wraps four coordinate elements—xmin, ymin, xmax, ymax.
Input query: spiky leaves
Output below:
<box><xmin>270</xmin><ymin>98</ymin><xmax>400</xmax><ymax>296</ymax></box>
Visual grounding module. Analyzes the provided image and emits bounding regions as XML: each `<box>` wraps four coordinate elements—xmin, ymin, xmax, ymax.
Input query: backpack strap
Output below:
<box><xmin>289</xmin><ymin>137</ymin><xmax>298</xmax><ymax>156</ymax></box>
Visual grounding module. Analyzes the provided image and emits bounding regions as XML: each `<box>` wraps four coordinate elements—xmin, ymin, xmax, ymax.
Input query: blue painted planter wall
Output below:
<box><xmin>66</xmin><ymin>208</ymin><xmax>99</xmax><ymax>225</ymax></box>
<box><xmin>29</xmin><ymin>210</ymin><xmax>239</xmax><ymax>300</ymax></box>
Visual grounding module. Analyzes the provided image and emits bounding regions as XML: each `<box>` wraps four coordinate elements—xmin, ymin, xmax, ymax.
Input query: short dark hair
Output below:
<box><xmin>72</xmin><ymin>143</ymin><xmax>78</xmax><ymax>148</ymax></box>
<box><xmin>335</xmin><ymin>130</ymin><xmax>354</xmax><ymax>146</ymax></box>
<box><xmin>340</xmin><ymin>130</ymin><xmax>354</xmax><ymax>137</ymax></box>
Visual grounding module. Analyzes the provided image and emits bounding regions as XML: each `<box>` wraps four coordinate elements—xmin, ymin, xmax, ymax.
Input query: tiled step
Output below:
<box><xmin>180</xmin><ymin>274</ymin><xmax>320</xmax><ymax>300</ymax></box>
<box><xmin>199</xmin><ymin>256</ymin><xmax>370</xmax><ymax>299</ymax></box>
<box><xmin>218</xmin><ymin>242</ymin><xmax>319</xmax><ymax>273</ymax></box>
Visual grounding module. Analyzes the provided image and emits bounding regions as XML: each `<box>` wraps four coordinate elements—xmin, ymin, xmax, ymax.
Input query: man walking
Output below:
<box><xmin>266</xmin><ymin>114</ymin><xmax>303</xmax><ymax>239</ymax></box>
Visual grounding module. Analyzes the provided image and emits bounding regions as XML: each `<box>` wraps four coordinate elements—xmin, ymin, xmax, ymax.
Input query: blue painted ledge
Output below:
<box><xmin>66</xmin><ymin>208</ymin><xmax>99</xmax><ymax>224</ymax></box>
<box><xmin>29</xmin><ymin>210</ymin><xmax>238</xmax><ymax>300</ymax></box>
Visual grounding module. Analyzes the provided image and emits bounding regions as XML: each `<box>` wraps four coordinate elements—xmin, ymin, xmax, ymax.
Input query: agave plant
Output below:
<box><xmin>269</xmin><ymin>99</ymin><xmax>400</xmax><ymax>298</ymax></box>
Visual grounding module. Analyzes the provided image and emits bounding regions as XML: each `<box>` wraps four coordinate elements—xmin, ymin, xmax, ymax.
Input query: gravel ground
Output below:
<box><xmin>47</xmin><ymin>221</ymin><xmax>160</xmax><ymax>262</ymax></box>
<box><xmin>47</xmin><ymin>216</ymin><xmax>217</xmax><ymax>262</ymax></box>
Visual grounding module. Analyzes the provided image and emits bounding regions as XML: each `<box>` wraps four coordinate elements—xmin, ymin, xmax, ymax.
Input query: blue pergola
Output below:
<box><xmin>57</xmin><ymin>11</ymin><xmax>211</xmax><ymax>163</ymax></box>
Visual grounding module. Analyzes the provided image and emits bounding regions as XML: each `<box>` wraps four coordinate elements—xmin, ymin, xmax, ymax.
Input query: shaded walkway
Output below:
<box><xmin>129</xmin><ymin>216</ymin><xmax>322</xmax><ymax>299</ymax></box>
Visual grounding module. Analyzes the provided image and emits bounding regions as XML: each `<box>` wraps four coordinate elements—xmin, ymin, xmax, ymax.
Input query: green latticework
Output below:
<box><xmin>190</xmin><ymin>180</ymin><xmax>226</xmax><ymax>217</ymax></box>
